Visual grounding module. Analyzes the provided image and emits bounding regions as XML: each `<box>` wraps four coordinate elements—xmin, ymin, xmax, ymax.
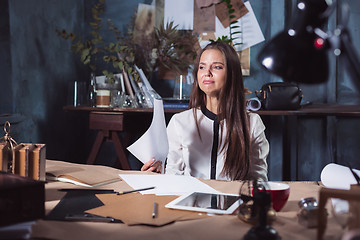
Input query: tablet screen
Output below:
<box><xmin>166</xmin><ymin>192</ymin><xmax>241</xmax><ymax>214</ymax></box>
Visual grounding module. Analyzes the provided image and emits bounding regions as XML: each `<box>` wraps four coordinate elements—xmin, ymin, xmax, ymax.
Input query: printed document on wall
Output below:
<box><xmin>164</xmin><ymin>0</ymin><xmax>194</xmax><ymax>30</ymax></box>
<box><xmin>215</xmin><ymin>1</ymin><xmax>265</xmax><ymax>51</ymax></box>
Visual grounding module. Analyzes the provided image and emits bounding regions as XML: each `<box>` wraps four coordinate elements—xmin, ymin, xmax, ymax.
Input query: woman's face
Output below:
<box><xmin>197</xmin><ymin>49</ymin><xmax>227</xmax><ymax>98</ymax></box>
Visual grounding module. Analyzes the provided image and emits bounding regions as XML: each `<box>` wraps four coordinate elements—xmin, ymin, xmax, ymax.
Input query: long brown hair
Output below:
<box><xmin>189</xmin><ymin>41</ymin><xmax>251</xmax><ymax>180</ymax></box>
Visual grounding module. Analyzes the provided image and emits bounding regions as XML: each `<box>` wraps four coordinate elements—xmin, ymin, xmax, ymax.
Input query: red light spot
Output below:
<box><xmin>314</xmin><ymin>38</ymin><xmax>325</xmax><ymax>49</ymax></box>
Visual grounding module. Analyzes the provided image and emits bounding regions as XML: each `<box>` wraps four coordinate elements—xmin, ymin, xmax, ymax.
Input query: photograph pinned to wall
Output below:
<box><xmin>133</xmin><ymin>3</ymin><xmax>155</xmax><ymax>44</ymax></box>
<box><xmin>238</xmin><ymin>48</ymin><xmax>250</xmax><ymax>76</ymax></box>
<box><xmin>214</xmin><ymin>1</ymin><xmax>264</xmax><ymax>52</ymax></box>
<box><xmin>155</xmin><ymin>0</ymin><xmax>164</xmax><ymax>29</ymax></box>
<box><xmin>164</xmin><ymin>0</ymin><xmax>194</xmax><ymax>30</ymax></box>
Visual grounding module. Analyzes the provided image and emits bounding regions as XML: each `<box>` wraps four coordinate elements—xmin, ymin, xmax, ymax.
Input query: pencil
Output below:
<box><xmin>58</xmin><ymin>188</ymin><xmax>114</xmax><ymax>192</ymax></box>
<box><xmin>116</xmin><ymin>186</ymin><xmax>155</xmax><ymax>195</ymax></box>
<box><xmin>152</xmin><ymin>202</ymin><xmax>158</xmax><ymax>218</ymax></box>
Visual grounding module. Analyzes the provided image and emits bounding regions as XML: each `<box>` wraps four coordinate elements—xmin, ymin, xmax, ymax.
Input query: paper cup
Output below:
<box><xmin>96</xmin><ymin>90</ymin><xmax>111</xmax><ymax>107</ymax></box>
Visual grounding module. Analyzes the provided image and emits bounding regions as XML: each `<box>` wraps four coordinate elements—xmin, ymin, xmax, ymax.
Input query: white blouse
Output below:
<box><xmin>165</xmin><ymin>107</ymin><xmax>269</xmax><ymax>181</ymax></box>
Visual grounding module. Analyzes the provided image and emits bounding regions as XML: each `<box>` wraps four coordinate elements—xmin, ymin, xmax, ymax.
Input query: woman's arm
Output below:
<box><xmin>164</xmin><ymin>114</ymin><xmax>185</xmax><ymax>175</ymax></box>
<box><xmin>248</xmin><ymin>113</ymin><xmax>269</xmax><ymax>181</ymax></box>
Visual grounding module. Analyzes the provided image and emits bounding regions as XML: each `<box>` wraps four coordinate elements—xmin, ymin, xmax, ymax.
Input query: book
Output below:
<box><xmin>114</xmin><ymin>72</ymin><xmax>125</xmax><ymax>93</ymax></box>
<box><xmin>163</xmin><ymin>102</ymin><xmax>189</xmax><ymax>109</ymax></box>
<box><xmin>122</xmin><ymin>69</ymin><xmax>135</xmax><ymax>98</ymax></box>
<box><xmin>46</xmin><ymin>160</ymin><xmax>122</xmax><ymax>188</ymax></box>
<box><xmin>19</xmin><ymin>144</ymin><xmax>36</xmax><ymax>177</ymax></box>
<box><xmin>0</xmin><ymin>143</ymin><xmax>9</xmax><ymax>172</ymax></box>
<box><xmin>163</xmin><ymin>98</ymin><xmax>189</xmax><ymax>109</ymax></box>
<box><xmin>28</xmin><ymin>144</ymin><xmax>46</xmax><ymax>181</ymax></box>
<box><xmin>13</xmin><ymin>144</ymin><xmax>26</xmax><ymax>176</ymax></box>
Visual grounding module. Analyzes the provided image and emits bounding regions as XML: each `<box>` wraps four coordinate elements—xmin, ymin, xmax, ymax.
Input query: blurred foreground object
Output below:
<box><xmin>257</xmin><ymin>0</ymin><xmax>360</xmax><ymax>93</ymax></box>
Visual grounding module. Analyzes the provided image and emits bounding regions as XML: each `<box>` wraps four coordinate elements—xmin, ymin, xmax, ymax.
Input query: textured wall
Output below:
<box><xmin>0</xmin><ymin>0</ymin><xmax>12</xmax><ymax>114</ymax></box>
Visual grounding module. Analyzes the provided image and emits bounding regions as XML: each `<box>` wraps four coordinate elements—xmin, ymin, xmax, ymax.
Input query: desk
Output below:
<box><xmin>63</xmin><ymin>106</ymin><xmax>183</xmax><ymax>169</ymax></box>
<box><xmin>256</xmin><ymin>104</ymin><xmax>360</xmax><ymax>117</ymax></box>
<box><xmin>64</xmin><ymin>104</ymin><xmax>360</xmax><ymax>116</ymax></box>
<box><xmin>30</xmin><ymin>160</ymin><xmax>344</xmax><ymax>240</ymax></box>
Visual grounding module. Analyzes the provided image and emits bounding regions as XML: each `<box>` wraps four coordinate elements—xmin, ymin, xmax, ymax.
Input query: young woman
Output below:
<box><xmin>142</xmin><ymin>41</ymin><xmax>269</xmax><ymax>181</ymax></box>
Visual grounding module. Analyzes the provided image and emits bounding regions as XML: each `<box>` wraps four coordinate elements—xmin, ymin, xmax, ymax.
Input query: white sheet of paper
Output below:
<box><xmin>214</xmin><ymin>1</ymin><xmax>264</xmax><ymax>51</ymax></box>
<box><xmin>320</xmin><ymin>163</ymin><xmax>360</xmax><ymax>190</ymax></box>
<box><xmin>119</xmin><ymin>174</ymin><xmax>219</xmax><ymax>195</ymax></box>
<box><xmin>164</xmin><ymin>0</ymin><xmax>194</xmax><ymax>30</ymax></box>
<box><xmin>320</xmin><ymin>163</ymin><xmax>360</xmax><ymax>213</ymax></box>
<box><xmin>126</xmin><ymin>99</ymin><xmax>169</xmax><ymax>168</ymax></box>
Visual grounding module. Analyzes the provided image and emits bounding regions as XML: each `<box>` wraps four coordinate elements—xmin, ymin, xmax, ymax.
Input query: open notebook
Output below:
<box><xmin>46</xmin><ymin>160</ymin><xmax>121</xmax><ymax>187</ymax></box>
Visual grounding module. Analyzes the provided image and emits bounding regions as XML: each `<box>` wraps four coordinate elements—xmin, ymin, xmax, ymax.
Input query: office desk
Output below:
<box><xmin>256</xmin><ymin>104</ymin><xmax>360</xmax><ymax>117</ymax></box>
<box><xmin>63</xmin><ymin>106</ymin><xmax>183</xmax><ymax>169</ymax></box>
<box><xmin>30</xmin><ymin>160</ymin><xmax>344</xmax><ymax>240</ymax></box>
<box><xmin>64</xmin><ymin>104</ymin><xmax>360</xmax><ymax>116</ymax></box>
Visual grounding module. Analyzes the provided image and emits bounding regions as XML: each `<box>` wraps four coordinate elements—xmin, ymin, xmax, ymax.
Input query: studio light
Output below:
<box><xmin>257</xmin><ymin>0</ymin><xmax>360</xmax><ymax>92</ymax></box>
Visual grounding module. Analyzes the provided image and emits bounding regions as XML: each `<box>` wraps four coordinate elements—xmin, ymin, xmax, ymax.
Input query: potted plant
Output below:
<box><xmin>56</xmin><ymin>0</ymin><xmax>133</xmax><ymax>88</ymax></box>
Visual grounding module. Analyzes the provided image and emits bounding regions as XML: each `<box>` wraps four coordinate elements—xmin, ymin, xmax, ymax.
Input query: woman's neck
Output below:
<box><xmin>206</xmin><ymin>97</ymin><xmax>219</xmax><ymax>114</ymax></box>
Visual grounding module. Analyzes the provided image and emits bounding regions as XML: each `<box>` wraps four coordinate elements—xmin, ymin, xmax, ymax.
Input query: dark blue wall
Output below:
<box><xmin>1</xmin><ymin>0</ymin><xmax>359</xmax><ymax>180</ymax></box>
<box><xmin>0</xmin><ymin>0</ymin><xmax>12</xmax><ymax>113</ymax></box>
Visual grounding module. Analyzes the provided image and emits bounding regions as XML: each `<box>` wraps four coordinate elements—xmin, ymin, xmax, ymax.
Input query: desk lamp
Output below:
<box><xmin>257</xmin><ymin>0</ymin><xmax>360</xmax><ymax>92</ymax></box>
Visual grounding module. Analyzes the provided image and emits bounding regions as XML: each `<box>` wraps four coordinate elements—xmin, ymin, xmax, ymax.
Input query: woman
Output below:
<box><xmin>142</xmin><ymin>41</ymin><xmax>269</xmax><ymax>181</ymax></box>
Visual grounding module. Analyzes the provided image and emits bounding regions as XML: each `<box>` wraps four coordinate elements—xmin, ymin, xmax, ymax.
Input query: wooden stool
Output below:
<box><xmin>87</xmin><ymin>112</ymin><xmax>130</xmax><ymax>170</ymax></box>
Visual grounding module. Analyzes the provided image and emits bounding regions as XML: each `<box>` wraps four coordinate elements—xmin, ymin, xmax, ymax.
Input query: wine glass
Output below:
<box><xmin>332</xmin><ymin>198</ymin><xmax>350</xmax><ymax>230</ymax></box>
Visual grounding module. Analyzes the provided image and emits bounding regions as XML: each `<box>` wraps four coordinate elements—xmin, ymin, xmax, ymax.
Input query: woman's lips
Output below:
<box><xmin>202</xmin><ymin>80</ymin><xmax>214</xmax><ymax>84</ymax></box>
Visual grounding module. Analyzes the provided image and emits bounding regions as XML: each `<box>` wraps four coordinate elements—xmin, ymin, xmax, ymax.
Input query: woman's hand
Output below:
<box><xmin>141</xmin><ymin>158</ymin><xmax>162</xmax><ymax>173</ymax></box>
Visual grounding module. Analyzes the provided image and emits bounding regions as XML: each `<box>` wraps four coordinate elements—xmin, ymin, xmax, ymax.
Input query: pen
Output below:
<box><xmin>116</xmin><ymin>186</ymin><xmax>155</xmax><ymax>195</ymax></box>
<box><xmin>58</xmin><ymin>188</ymin><xmax>115</xmax><ymax>193</ymax></box>
<box><xmin>152</xmin><ymin>202</ymin><xmax>158</xmax><ymax>218</ymax></box>
<box><xmin>65</xmin><ymin>213</ymin><xmax>121</xmax><ymax>223</ymax></box>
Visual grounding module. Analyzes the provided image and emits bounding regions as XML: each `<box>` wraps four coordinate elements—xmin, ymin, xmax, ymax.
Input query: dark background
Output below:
<box><xmin>1</xmin><ymin>0</ymin><xmax>359</xmax><ymax>181</ymax></box>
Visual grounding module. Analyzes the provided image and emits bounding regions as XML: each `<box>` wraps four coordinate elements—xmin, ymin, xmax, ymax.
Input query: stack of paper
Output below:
<box><xmin>119</xmin><ymin>174</ymin><xmax>219</xmax><ymax>195</ymax></box>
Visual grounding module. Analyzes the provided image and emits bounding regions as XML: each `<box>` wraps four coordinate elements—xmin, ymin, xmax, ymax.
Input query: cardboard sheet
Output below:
<box><xmin>86</xmin><ymin>193</ymin><xmax>209</xmax><ymax>226</ymax></box>
<box><xmin>215</xmin><ymin>0</ymin><xmax>248</xmax><ymax>28</ymax></box>
<box><xmin>46</xmin><ymin>160</ymin><xmax>121</xmax><ymax>187</ymax></box>
<box><xmin>193</xmin><ymin>2</ymin><xmax>216</xmax><ymax>34</ymax></box>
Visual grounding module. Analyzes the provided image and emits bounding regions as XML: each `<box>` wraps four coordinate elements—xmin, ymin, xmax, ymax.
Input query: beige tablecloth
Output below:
<box><xmin>30</xmin><ymin>160</ymin><xmax>344</xmax><ymax>240</ymax></box>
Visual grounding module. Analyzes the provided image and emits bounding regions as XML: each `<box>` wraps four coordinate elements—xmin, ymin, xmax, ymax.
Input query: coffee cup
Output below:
<box><xmin>96</xmin><ymin>90</ymin><xmax>111</xmax><ymax>107</ymax></box>
<box><xmin>256</xmin><ymin>181</ymin><xmax>290</xmax><ymax>212</ymax></box>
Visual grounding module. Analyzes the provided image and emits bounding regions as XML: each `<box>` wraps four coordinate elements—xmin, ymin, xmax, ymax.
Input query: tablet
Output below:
<box><xmin>165</xmin><ymin>192</ymin><xmax>242</xmax><ymax>214</ymax></box>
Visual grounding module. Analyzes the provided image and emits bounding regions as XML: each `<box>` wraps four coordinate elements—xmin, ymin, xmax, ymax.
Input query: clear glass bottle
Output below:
<box><xmin>88</xmin><ymin>73</ymin><xmax>96</xmax><ymax>107</ymax></box>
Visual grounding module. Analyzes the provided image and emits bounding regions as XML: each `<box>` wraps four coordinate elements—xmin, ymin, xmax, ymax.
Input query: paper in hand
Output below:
<box><xmin>127</xmin><ymin>99</ymin><xmax>169</xmax><ymax>169</ymax></box>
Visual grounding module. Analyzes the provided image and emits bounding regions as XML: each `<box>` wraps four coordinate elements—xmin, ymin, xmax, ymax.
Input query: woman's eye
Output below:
<box><xmin>199</xmin><ymin>66</ymin><xmax>205</xmax><ymax>70</ymax></box>
<box><xmin>214</xmin><ymin>65</ymin><xmax>223</xmax><ymax>70</ymax></box>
